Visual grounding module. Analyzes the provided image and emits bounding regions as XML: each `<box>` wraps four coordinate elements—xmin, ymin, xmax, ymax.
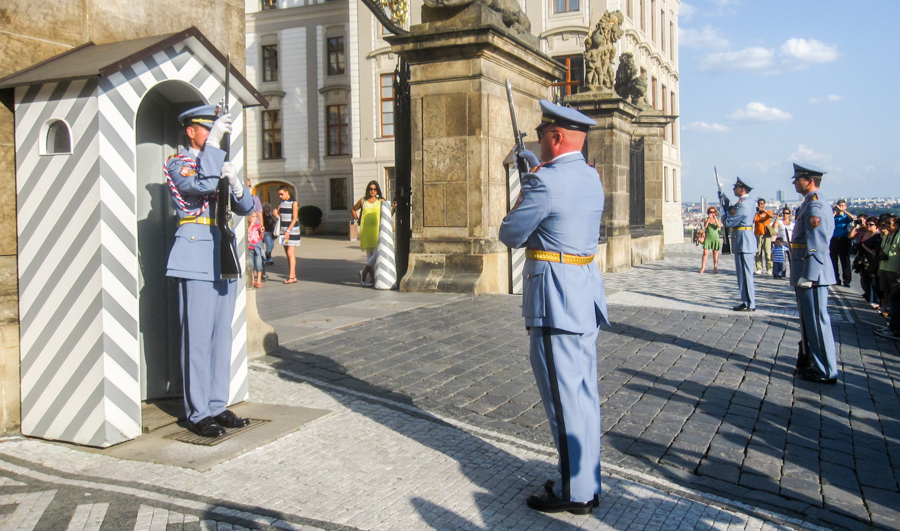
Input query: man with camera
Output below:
<box><xmin>753</xmin><ymin>198</ymin><xmax>775</xmax><ymax>275</ymax></box>
<box><xmin>830</xmin><ymin>199</ymin><xmax>856</xmax><ymax>287</ymax></box>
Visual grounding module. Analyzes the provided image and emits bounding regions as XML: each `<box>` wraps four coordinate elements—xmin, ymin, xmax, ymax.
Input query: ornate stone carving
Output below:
<box><xmin>583</xmin><ymin>10</ymin><xmax>624</xmax><ymax>93</ymax></box>
<box><xmin>614</xmin><ymin>52</ymin><xmax>648</xmax><ymax>107</ymax></box>
<box><xmin>423</xmin><ymin>0</ymin><xmax>532</xmax><ymax>36</ymax></box>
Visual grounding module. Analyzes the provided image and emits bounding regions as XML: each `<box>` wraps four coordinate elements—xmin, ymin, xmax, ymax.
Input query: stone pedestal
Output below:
<box><xmin>388</xmin><ymin>4</ymin><xmax>562</xmax><ymax>293</ymax></box>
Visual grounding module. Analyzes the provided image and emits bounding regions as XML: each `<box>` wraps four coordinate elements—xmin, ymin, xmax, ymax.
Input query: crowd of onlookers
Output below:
<box><xmin>698</xmin><ymin>199</ymin><xmax>900</xmax><ymax>340</ymax></box>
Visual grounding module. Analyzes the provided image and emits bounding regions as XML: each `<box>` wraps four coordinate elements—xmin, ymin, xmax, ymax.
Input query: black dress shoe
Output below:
<box><xmin>188</xmin><ymin>417</ymin><xmax>226</xmax><ymax>438</ymax></box>
<box><xmin>214</xmin><ymin>410</ymin><xmax>250</xmax><ymax>428</ymax></box>
<box><xmin>797</xmin><ymin>369</ymin><xmax>837</xmax><ymax>384</ymax></box>
<box><xmin>544</xmin><ymin>479</ymin><xmax>599</xmax><ymax>507</ymax></box>
<box><xmin>732</xmin><ymin>303</ymin><xmax>755</xmax><ymax>312</ymax></box>
<box><xmin>527</xmin><ymin>491</ymin><xmax>593</xmax><ymax>515</ymax></box>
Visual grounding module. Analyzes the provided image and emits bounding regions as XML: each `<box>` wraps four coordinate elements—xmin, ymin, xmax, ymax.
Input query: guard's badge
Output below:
<box><xmin>809</xmin><ymin>216</ymin><xmax>820</xmax><ymax>229</ymax></box>
<box><xmin>810</xmin><ymin>193</ymin><xmax>818</xmax><ymax>201</ymax></box>
<box><xmin>523</xmin><ymin>175</ymin><xmax>538</xmax><ymax>189</ymax></box>
<box><xmin>729</xmin><ymin>207</ymin><xmax>737</xmax><ymax>216</ymax></box>
<box><xmin>180</xmin><ymin>166</ymin><xmax>196</xmax><ymax>177</ymax></box>
<box><xmin>511</xmin><ymin>192</ymin><xmax>525</xmax><ymax>211</ymax></box>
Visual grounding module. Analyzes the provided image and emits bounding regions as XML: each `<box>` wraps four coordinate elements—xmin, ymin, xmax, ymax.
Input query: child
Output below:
<box><xmin>248</xmin><ymin>211</ymin><xmax>266</xmax><ymax>288</ymax></box>
<box><xmin>771</xmin><ymin>237</ymin><xmax>788</xmax><ymax>279</ymax></box>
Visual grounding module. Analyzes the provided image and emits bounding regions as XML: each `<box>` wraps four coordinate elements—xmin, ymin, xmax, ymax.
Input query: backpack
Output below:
<box><xmin>248</xmin><ymin>222</ymin><xmax>263</xmax><ymax>245</ymax></box>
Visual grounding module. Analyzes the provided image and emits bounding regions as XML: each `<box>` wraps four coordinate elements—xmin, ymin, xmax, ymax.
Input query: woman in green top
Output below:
<box><xmin>700</xmin><ymin>207</ymin><xmax>723</xmax><ymax>274</ymax></box>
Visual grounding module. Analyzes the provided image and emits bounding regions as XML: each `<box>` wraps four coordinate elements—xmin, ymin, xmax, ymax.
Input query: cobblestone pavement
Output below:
<box><xmin>256</xmin><ymin>239</ymin><xmax>899</xmax><ymax>530</ymax></box>
<box><xmin>1</xmin><ymin>239</ymin><xmax>896</xmax><ymax>530</ymax></box>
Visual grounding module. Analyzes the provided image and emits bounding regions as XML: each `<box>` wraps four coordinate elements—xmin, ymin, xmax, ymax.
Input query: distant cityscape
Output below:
<box><xmin>682</xmin><ymin>195</ymin><xmax>900</xmax><ymax>232</ymax></box>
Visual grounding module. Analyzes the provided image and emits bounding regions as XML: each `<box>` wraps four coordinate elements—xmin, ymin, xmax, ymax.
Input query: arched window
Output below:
<box><xmin>45</xmin><ymin>120</ymin><xmax>72</xmax><ymax>154</ymax></box>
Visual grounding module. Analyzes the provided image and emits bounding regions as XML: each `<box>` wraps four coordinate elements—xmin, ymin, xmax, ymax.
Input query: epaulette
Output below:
<box><xmin>532</xmin><ymin>162</ymin><xmax>548</xmax><ymax>172</ymax></box>
<box><xmin>522</xmin><ymin>175</ymin><xmax>538</xmax><ymax>188</ymax></box>
<box><xmin>811</xmin><ymin>193</ymin><xmax>818</xmax><ymax>201</ymax></box>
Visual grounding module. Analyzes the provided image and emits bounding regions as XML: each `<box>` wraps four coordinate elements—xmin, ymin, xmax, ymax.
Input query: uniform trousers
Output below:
<box><xmin>755</xmin><ymin>235</ymin><xmax>773</xmax><ymax>272</ymax></box>
<box><xmin>530</xmin><ymin>326</ymin><xmax>602</xmax><ymax>503</ymax></box>
<box><xmin>734</xmin><ymin>253</ymin><xmax>756</xmax><ymax>308</ymax></box>
<box><xmin>178</xmin><ymin>278</ymin><xmax>237</xmax><ymax>423</ymax></box>
<box><xmin>795</xmin><ymin>285</ymin><xmax>838</xmax><ymax>379</ymax></box>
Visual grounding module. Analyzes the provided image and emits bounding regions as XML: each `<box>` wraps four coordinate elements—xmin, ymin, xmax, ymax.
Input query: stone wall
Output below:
<box><xmin>0</xmin><ymin>0</ymin><xmax>245</xmax><ymax>434</ymax></box>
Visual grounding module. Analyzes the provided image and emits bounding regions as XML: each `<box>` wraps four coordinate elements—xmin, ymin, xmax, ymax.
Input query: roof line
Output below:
<box><xmin>0</xmin><ymin>41</ymin><xmax>95</xmax><ymax>87</ymax></box>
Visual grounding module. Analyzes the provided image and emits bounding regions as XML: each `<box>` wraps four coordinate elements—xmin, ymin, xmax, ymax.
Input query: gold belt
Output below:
<box><xmin>733</xmin><ymin>226</ymin><xmax>753</xmax><ymax>231</ymax></box>
<box><xmin>526</xmin><ymin>250</ymin><xmax>595</xmax><ymax>265</ymax></box>
<box><xmin>178</xmin><ymin>216</ymin><xmax>215</xmax><ymax>226</ymax></box>
<box><xmin>791</xmin><ymin>243</ymin><xmax>807</xmax><ymax>249</ymax></box>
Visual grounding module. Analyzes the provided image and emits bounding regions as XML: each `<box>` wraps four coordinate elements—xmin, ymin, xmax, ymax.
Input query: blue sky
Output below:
<box><xmin>677</xmin><ymin>0</ymin><xmax>898</xmax><ymax>202</ymax></box>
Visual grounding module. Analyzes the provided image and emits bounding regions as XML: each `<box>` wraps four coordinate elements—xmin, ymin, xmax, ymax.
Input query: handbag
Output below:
<box><xmin>697</xmin><ymin>230</ymin><xmax>706</xmax><ymax>244</ymax></box>
<box><xmin>765</xmin><ymin>223</ymin><xmax>777</xmax><ymax>237</ymax></box>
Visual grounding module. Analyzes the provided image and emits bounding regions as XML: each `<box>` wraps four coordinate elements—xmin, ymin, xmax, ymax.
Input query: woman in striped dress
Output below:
<box><xmin>277</xmin><ymin>185</ymin><xmax>300</xmax><ymax>284</ymax></box>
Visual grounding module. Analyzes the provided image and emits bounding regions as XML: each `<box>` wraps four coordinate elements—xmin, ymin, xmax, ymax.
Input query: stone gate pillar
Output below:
<box><xmin>566</xmin><ymin>94</ymin><xmax>640</xmax><ymax>272</ymax></box>
<box><xmin>388</xmin><ymin>4</ymin><xmax>563</xmax><ymax>294</ymax></box>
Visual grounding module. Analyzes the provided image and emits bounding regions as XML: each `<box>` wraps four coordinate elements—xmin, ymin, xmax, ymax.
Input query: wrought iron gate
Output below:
<box><xmin>629</xmin><ymin>136</ymin><xmax>645</xmax><ymax>228</ymax></box>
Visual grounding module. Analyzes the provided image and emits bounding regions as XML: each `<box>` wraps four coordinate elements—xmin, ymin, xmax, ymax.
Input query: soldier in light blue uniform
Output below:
<box><xmin>500</xmin><ymin>100</ymin><xmax>608</xmax><ymax>516</ymax></box>
<box><xmin>166</xmin><ymin>105</ymin><xmax>255</xmax><ymax>437</ymax></box>
<box><xmin>790</xmin><ymin>163</ymin><xmax>838</xmax><ymax>384</ymax></box>
<box><xmin>722</xmin><ymin>177</ymin><xmax>758</xmax><ymax>311</ymax></box>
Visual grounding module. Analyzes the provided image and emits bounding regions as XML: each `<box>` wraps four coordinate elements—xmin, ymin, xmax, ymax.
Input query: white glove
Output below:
<box><xmin>222</xmin><ymin>161</ymin><xmax>243</xmax><ymax>198</ymax></box>
<box><xmin>797</xmin><ymin>277</ymin><xmax>813</xmax><ymax>288</ymax></box>
<box><xmin>206</xmin><ymin>112</ymin><xmax>232</xmax><ymax>148</ymax></box>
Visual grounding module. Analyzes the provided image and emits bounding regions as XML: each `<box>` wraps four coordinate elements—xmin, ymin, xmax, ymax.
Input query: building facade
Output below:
<box><xmin>244</xmin><ymin>0</ymin><xmax>681</xmax><ymax>241</ymax></box>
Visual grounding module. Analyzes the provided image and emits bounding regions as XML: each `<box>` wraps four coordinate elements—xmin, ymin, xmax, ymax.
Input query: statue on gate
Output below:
<box><xmin>583</xmin><ymin>10</ymin><xmax>624</xmax><ymax>92</ymax></box>
<box><xmin>614</xmin><ymin>52</ymin><xmax>649</xmax><ymax>107</ymax></box>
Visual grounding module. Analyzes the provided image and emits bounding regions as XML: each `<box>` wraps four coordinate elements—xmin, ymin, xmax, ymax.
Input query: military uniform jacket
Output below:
<box><xmin>723</xmin><ymin>196</ymin><xmax>757</xmax><ymax>254</ymax></box>
<box><xmin>790</xmin><ymin>191</ymin><xmax>836</xmax><ymax>286</ymax></box>
<box><xmin>499</xmin><ymin>153</ymin><xmax>609</xmax><ymax>334</ymax></box>
<box><xmin>165</xmin><ymin>146</ymin><xmax>254</xmax><ymax>281</ymax></box>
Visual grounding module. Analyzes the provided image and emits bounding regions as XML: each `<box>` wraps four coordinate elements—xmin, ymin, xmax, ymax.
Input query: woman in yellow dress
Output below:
<box><xmin>351</xmin><ymin>181</ymin><xmax>385</xmax><ymax>287</ymax></box>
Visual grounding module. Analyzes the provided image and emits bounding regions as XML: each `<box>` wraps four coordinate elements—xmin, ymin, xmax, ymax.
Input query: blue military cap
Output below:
<box><xmin>734</xmin><ymin>177</ymin><xmax>752</xmax><ymax>191</ymax></box>
<box><xmin>178</xmin><ymin>104</ymin><xmax>218</xmax><ymax>128</ymax></box>
<box><xmin>792</xmin><ymin>163</ymin><xmax>826</xmax><ymax>179</ymax></box>
<box><xmin>537</xmin><ymin>99</ymin><xmax>597</xmax><ymax>132</ymax></box>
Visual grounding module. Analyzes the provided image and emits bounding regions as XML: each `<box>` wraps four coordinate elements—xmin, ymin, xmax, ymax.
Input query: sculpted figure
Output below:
<box><xmin>424</xmin><ymin>0</ymin><xmax>532</xmax><ymax>35</ymax></box>
<box><xmin>614</xmin><ymin>52</ymin><xmax>649</xmax><ymax>106</ymax></box>
<box><xmin>583</xmin><ymin>10</ymin><xmax>624</xmax><ymax>92</ymax></box>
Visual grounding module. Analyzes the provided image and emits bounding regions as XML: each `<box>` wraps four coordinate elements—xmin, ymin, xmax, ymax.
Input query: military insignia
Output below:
<box><xmin>511</xmin><ymin>192</ymin><xmax>525</xmax><ymax>211</ymax></box>
<box><xmin>729</xmin><ymin>207</ymin><xmax>737</xmax><ymax>216</ymax></box>
<box><xmin>810</xmin><ymin>193</ymin><xmax>818</xmax><ymax>201</ymax></box>
<box><xmin>523</xmin><ymin>175</ymin><xmax>538</xmax><ymax>189</ymax></box>
<box><xmin>180</xmin><ymin>166</ymin><xmax>196</xmax><ymax>177</ymax></box>
<box><xmin>809</xmin><ymin>216</ymin><xmax>820</xmax><ymax>229</ymax></box>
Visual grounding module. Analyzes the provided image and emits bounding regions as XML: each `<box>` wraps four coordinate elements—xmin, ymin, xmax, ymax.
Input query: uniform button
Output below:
<box><xmin>190</xmin><ymin>237</ymin><xmax>195</xmax><ymax>241</ymax></box>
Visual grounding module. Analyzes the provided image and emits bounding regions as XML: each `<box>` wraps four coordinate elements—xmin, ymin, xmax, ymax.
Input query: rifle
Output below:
<box><xmin>505</xmin><ymin>79</ymin><xmax>530</xmax><ymax>177</ymax></box>
<box><xmin>714</xmin><ymin>166</ymin><xmax>732</xmax><ymax>254</ymax></box>
<box><xmin>217</xmin><ymin>52</ymin><xmax>241</xmax><ymax>279</ymax></box>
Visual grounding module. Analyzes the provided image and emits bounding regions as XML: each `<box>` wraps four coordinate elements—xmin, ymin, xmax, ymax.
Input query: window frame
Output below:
<box><xmin>380</xmin><ymin>73</ymin><xmax>395</xmax><ymax>138</ymax></box>
<box><xmin>330</xmin><ymin>177</ymin><xmax>348</xmax><ymax>210</ymax></box>
<box><xmin>551</xmin><ymin>55</ymin><xmax>584</xmax><ymax>99</ymax></box>
<box><xmin>261</xmin><ymin>0</ymin><xmax>278</xmax><ymax>10</ymax></box>
<box><xmin>327</xmin><ymin>36</ymin><xmax>346</xmax><ymax>76</ymax></box>
<box><xmin>554</xmin><ymin>0</ymin><xmax>579</xmax><ymax>14</ymax></box>
<box><xmin>261</xmin><ymin>109</ymin><xmax>283</xmax><ymax>160</ymax></box>
<box><xmin>326</xmin><ymin>104</ymin><xmax>350</xmax><ymax>156</ymax></box>
<box><xmin>262</xmin><ymin>44</ymin><xmax>279</xmax><ymax>82</ymax></box>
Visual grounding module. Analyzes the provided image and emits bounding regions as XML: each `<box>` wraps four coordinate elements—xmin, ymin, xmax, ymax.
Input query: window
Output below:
<box><xmin>626</xmin><ymin>0</ymin><xmax>632</xmax><ymax>18</ymax></box>
<box><xmin>670</xmin><ymin>91</ymin><xmax>677</xmax><ymax>145</ymax></box>
<box><xmin>554</xmin><ymin>0</ymin><xmax>579</xmax><ymax>13</ymax></box>
<box><xmin>330</xmin><ymin>178</ymin><xmax>348</xmax><ymax>210</ymax></box>
<box><xmin>45</xmin><ymin>120</ymin><xmax>71</xmax><ymax>154</ymax></box>
<box><xmin>384</xmin><ymin>167</ymin><xmax>396</xmax><ymax>201</ymax></box>
<box><xmin>660</xmin><ymin>11</ymin><xmax>666</xmax><ymax>53</ymax></box>
<box><xmin>662</xmin><ymin>85</ymin><xmax>668</xmax><ymax>141</ymax></box>
<box><xmin>651</xmin><ymin>0</ymin><xmax>656</xmax><ymax>42</ymax></box>
<box><xmin>262</xmin><ymin>110</ymin><xmax>282</xmax><ymax>159</ymax></box>
<box><xmin>261</xmin><ymin>0</ymin><xmax>278</xmax><ymax>9</ymax></box>
<box><xmin>380</xmin><ymin>73</ymin><xmax>395</xmax><ymax>137</ymax></box>
<box><xmin>669</xmin><ymin>22</ymin><xmax>675</xmax><ymax>59</ymax></box>
<box><xmin>640</xmin><ymin>0</ymin><xmax>645</xmax><ymax>31</ymax></box>
<box><xmin>327</xmin><ymin>37</ymin><xmax>346</xmax><ymax>75</ymax></box>
<box><xmin>327</xmin><ymin>104</ymin><xmax>349</xmax><ymax>156</ymax></box>
<box><xmin>551</xmin><ymin>55</ymin><xmax>584</xmax><ymax>99</ymax></box>
<box><xmin>262</xmin><ymin>45</ymin><xmax>278</xmax><ymax>82</ymax></box>
<box><xmin>651</xmin><ymin>77</ymin><xmax>657</xmax><ymax>108</ymax></box>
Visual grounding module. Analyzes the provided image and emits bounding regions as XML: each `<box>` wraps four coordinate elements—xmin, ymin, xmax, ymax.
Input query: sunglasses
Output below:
<box><xmin>537</xmin><ymin>129</ymin><xmax>563</xmax><ymax>140</ymax></box>
<box><xmin>368</xmin><ymin>187</ymin><xmax>377</xmax><ymax>191</ymax></box>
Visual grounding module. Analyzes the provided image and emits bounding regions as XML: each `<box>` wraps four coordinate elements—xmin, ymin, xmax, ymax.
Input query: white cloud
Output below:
<box><xmin>683</xmin><ymin>121</ymin><xmax>731</xmax><ymax>133</ymax></box>
<box><xmin>864</xmin><ymin>165</ymin><xmax>876</xmax><ymax>173</ymax></box>
<box><xmin>679</xmin><ymin>26</ymin><xmax>729</xmax><ymax>50</ymax></box>
<box><xmin>679</xmin><ymin>2</ymin><xmax>696</xmax><ymax>22</ymax></box>
<box><xmin>789</xmin><ymin>145</ymin><xmax>832</xmax><ymax>166</ymax></box>
<box><xmin>779</xmin><ymin>38</ymin><xmax>839</xmax><ymax>63</ymax></box>
<box><xmin>700</xmin><ymin>47</ymin><xmax>774</xmax><ymax>72</ymax></box>
<box><xmin>809</xmin><ymin>94</ymin><xmax>841</xmax><ymax>104</ymax></box>
<box><xmin>727</xmin><ymin>102</ymin><xmax>792</xmax><ymax>122</ymax></box>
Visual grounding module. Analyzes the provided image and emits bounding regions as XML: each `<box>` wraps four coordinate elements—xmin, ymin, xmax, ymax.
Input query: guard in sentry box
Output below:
<box><xmin>164</xmin><ymin>105</ymin><xmax>254</xmax><ymax>438</ymax></box>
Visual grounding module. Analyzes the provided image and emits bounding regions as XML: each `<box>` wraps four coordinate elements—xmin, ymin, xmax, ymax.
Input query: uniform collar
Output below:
<box><xmin>188</xmin><ymin>147</ymin><xmax>201</xmax><ymax>157</ymax></box>
<box><xmin>550</xmin><ymin>151</ymin><xmax>583</xmax><ymax>162</ymax></box>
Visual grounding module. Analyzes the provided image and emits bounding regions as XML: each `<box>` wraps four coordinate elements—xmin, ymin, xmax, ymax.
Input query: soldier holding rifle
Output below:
<box><xmin>722</xmin><ymin>177</ymin><xmax>758</xmax><ymax>311</ymax></box>
<box><xmin>500</xmin><ymin>97</ymin><xmax>608</xmax><ymax>515</ymax></box>
<box><xmin>165</xmin><ymin>103</ymin><xmax>254</xmax><ymax>438</ymax></box>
